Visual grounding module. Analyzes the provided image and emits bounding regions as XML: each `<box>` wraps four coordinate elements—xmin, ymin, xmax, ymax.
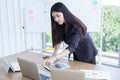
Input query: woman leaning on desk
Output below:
<box><xmin>43</xmin><ymin>2</ymin><xmax>98</xmax><ymax>66</ymax></box>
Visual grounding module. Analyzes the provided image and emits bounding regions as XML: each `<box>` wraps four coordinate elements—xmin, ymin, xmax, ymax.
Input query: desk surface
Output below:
<box><xmin>0</xmin><ymin>51</ymin><xmax>120</xmax><ymax>80</ymax></box>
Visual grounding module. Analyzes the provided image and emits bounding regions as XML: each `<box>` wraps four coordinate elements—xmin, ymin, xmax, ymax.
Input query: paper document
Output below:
<box><xmin>39</xmin><ymin>70</ymin><xmax>51</xmax><ymax>77</ymax></box>
<box><xmin>44</xmin><ymin>63</ymin><xmax>70</xmax><ymax>71</ymax></box>
<box><xmin>80</xmin><ymin>69</ymin><xmax>111</xmax><ymax>80</ymax></box>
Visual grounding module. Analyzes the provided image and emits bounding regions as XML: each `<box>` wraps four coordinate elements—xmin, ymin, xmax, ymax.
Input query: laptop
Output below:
<box><xmin>3</xmin><ymin>58</ymin><xmax>20</xmax><ymax>73</ymax></box>
<box><xmin>17</xmin><ymin>58</ymin><xmax>50</xmax><ymax>80</ymax></box>
<box><xmin>17</xmin><ymin>58</ymin><xmax>41</xmax><ymax>80</ymax></box>
<box><xmin>51</xmin><ymin>69</ymin><xmax>85</xmax><ymax>80</ymax></box>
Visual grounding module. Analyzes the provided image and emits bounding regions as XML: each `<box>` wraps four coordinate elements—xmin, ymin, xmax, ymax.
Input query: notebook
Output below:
<box><xmin>80</xmin><ymin>69</ymin><xmax>111</xmax><ymax>80</ymax></box>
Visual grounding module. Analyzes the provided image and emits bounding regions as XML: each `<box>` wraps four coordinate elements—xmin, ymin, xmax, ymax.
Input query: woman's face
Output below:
<box><xmin>52</xmin><ymin>11</ymin><xmax>65</xmax><ymax>25</ymax></box>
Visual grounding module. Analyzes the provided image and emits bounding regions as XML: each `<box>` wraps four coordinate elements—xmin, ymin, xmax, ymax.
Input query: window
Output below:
<box><xmin>92</xmin><ymin>6</ymin><xmax>120</xmax><ymax>67</ymax></box>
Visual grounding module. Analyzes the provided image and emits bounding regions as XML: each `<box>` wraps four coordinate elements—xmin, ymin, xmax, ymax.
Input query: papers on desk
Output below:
<box><xmin>39</xmin><ymin>69</ymin><xmax>51</xmax><ymax>77</ymax></box>
<box><xmin>3</xmin><ymin>58</ymin><xmax>20</xmax><ymax>73</ymax></box>
<box><xmin>44</xmin><ymin>63</ymin><xmax>70</xmax><ymax>71</ymax></box>
<box><xmin>41</xmin><ymin>63</ymin><xmax>70</xmax><ymax>78</ymax></box>
<box><xmin>80</xmin><ymin>69</ymin><xmax>111</xmax><ymax>80</ymax></box>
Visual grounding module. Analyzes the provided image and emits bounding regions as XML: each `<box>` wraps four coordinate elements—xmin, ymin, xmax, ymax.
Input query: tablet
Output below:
<box><xmin>44</xmin><ymin>63</ymin><xmax>70</xmax><ymax>71</ymax></box>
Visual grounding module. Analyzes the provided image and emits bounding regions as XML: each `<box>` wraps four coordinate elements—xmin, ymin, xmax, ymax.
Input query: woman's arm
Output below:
<box><xmin>52</xmin><ymin>42</ymin><xmax>62</xmax><ymax>56</ymax></box>
<box><xmin>55</xmin><ymin>49</ymin><xmax>70</xmax><ymax>59</ymax></box>
<box><xmin>42</xmin><ymin>42</ymin><xmax>62</xmax><ymax>59</ymax></box>
<box><xmin>43</xmin><ymin>48</ymin><xmax>70</xmax><ymax>66</ymax></box>
<box><xmin>43</xmin><ymin>41</ymin><xmax>71</xmax><ymax>66</ymax></box>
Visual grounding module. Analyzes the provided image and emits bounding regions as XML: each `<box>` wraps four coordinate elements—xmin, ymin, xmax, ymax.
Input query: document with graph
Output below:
<box><xmin>80</xmin><ymin>69</ymin><xmax>111</xmax><ymax>80</ymax></box>
<box><xmin>44</xmin><ymin>63</ymin><xmax>70</xmax><ymax>71</ymax></box>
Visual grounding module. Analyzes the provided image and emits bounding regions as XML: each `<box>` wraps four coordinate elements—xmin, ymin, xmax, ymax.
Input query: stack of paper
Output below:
<box><xmin>80</xmin><ymin>69</ymin><xmax>111</xmax><ymax>80</ymax></box>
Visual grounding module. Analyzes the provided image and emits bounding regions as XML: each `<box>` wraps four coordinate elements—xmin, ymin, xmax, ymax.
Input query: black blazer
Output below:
<box><xmin>62</xmin><ymin>24</ymin><xmax>98</xmax><ymax>64</ymax></box>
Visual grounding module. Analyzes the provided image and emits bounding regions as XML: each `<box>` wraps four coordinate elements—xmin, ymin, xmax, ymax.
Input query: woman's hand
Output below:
<box><xmin>43</xmin><ymin>56</ymin><xmax>57</xmax><ymax>66</ymax></box>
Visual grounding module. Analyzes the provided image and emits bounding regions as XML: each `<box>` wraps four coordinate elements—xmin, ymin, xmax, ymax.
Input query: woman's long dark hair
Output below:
<box><xmin>50</xmin><ymin>2</ymin><xmax>87</xmax><ymax>47</ymax></box>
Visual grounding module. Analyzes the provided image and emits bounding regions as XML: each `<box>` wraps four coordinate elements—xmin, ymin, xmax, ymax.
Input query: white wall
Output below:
<box><xmin>0</xmin><ymin>0</ymin><xmax>42</xmax><ymax>57</ymax></box>
<box><xmin>24</xmin><ymin>0</ymin><xmax>102</xmax><ymax>32</ymax></box>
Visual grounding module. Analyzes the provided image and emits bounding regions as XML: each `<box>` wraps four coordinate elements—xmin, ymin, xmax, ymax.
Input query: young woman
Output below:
<box><xmin>43</xmin><ymin>2</ymin><xmax>98</xmax><ymax>66</ymax></box>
